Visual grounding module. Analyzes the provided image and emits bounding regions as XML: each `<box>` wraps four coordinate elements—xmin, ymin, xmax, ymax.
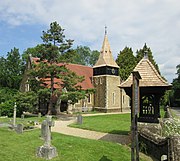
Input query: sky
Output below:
<box><xmin>0</xmin><ymin>0</ymin><xmax>180</xmax><ymax>83</ymax></box>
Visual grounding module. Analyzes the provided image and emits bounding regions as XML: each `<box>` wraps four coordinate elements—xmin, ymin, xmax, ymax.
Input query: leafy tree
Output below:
<box><xmin>36</xmin><ymin>21</ymin><xmax>74</xmax><ymax>114</ymax></box>
<box><xmin>89</xmin><ymin>50</ymin><xmax>100</xmax><ymax>66</ymax></box>
<box><xmin>116</xmin><ymin>47</ymin><xmax>136</xmax><ymax>80</ymax></box>
<box><xmin>0</xmin><ymin>57</ymin><xmax>7</xmax><ymax>87</ymax></box>
<box><xmin>172</xmin><ymin>64</ymin><xmax>180</xmax><ymax>106</ymax></box>
<box><xmin>22</xmin><ymin>44</ymin><xmax>45</xmax><ymax>61</ymax></box>
<box><xmin>57</xmin><ymin>49</ymin><xmax>78</xmax><ymax>63</ymax></box>
<box><xmin>15</xmin><ymin>91</ymin><xmax>38</xmax><ymax>116</ymax></box>
<box><xmin>136</xmin><ymin>43</ymin><xmax>160</xmax><ymax>74</ymax></box>
<box><xmin>59</xmin><ymin>69</ymin><xmax>85</xmax><ymax>104</ymax></box>
<box><xmin>73</xmin><ymin>46</ymin><xmax>100</xmax><ymax>66</ymax></box>
<box><xmin>0</xmin><ymin>87</ymin><xmax>18</xmax><ymax>117</ymax></box>
<box><xmin>0</xmin><ymin>48</ymin><xmax>24</xmax><ymax>89</ymax></box>
<box><xmin>29</xmin><ymin>21</ymin><xmax>91</xmax><ymax>114</ymax></box>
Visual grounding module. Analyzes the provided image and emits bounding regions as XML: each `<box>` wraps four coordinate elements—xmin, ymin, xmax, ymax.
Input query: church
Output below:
<box><xmin>20</xmin><ymin>31</ymin><xmax>130</xmax><ymax>114</ymax></box>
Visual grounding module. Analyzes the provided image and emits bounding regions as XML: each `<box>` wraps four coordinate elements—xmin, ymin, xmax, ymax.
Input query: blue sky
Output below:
<box><xmin>0</xmin><ymin>0</ymin><xmax>180</xmax><ymax>83</ymax></box>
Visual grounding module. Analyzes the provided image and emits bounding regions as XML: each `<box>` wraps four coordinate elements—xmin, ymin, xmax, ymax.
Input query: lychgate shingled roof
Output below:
<box><xmin>120</xmin><ymin>57</ymin><xmax>171</xmax><ymax>87</ymax></box>
<box><xmin>93</xmin><ymin>33</ymin><xmax>119</xmax><ymax>68</ymax></box>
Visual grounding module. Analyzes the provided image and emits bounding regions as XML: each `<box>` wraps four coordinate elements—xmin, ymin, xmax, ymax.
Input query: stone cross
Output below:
<box><xmin>36</xmin><ymin>115</ymin><xmax>57</xmax><ymax>160</ymax></box>
<box><xmin>44</xmin><ymin>115</ymin><xmax>54</xmax><ymax>147</ymax></box>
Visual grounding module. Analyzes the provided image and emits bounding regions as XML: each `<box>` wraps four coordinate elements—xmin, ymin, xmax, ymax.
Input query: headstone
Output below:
<box><xmin>38</xmin><ymin>112</ymin><xmax>41</xmax><ymax>118</ymax></box>
<box><xmin>77</xmin><ymin>114</ymin><xmax>83</xmax><ymax>124</ymax></box>
<box><xmin>21</xmin><ymin>114</ymin><xmax>25</xmax><ymax>120</ymax></box>
<box><xmin>36</xmin><ymin>115</ymin><xmax>57</xmax><ymax>160</ymax></box>
<box><xmin>15</xmin><ymin>124</ymin><xmax>23</xmax><ymax>134</ymax></box>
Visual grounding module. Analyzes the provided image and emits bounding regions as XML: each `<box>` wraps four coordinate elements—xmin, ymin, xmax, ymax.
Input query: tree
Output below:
<box><xmin>89</xmin><ymin>50</ymin><xmax>100</xmax><ymax>67</ymax></box>
<box><xmin>28</xmin><ymin>21</ymin><xmax>95</xmax><ymax>115</ymax></box>
<box><xmin>116</xmin><ymin>47</ymin><xmax>136</xmax><ymax>80</ymax></box>
<box><xmin>172</xmin><ymin>64</ymin><xmax>180</xmax><ymax>106</ymax></box>
<box><xmin>0</xmin><ymin>57</ymin><xmax>7</xmax><ymax>87</ymax></box>
<box><xmin>22</xmin><ymin>44</ymin><xmax>45</xmax><ymax>61</ymax></box>
<box><xmin>40</xmin><ymin>21</ymin><xmax>74</xmax><ymax>114</ymax></box>
<box><xmin>0</xmin><ymin>48</ymin><xmax>24</xmax><ymax>89</ymax></box>
<box><xmin>136</xmin><ymin>43</ymin><xmax>160</xmax><ymax>74</ymax></box>
<box><xmin>59</xmin><ymin>69</ymin><xmax>85</xmax><ymax>104</ymax></box>
<box><xmin>73</xmin><ymin>46</ymin><xmax>100</xmax><ymax>66</ymax></box>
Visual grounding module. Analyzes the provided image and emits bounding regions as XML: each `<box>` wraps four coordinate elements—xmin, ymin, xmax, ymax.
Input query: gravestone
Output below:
<box><xmin>38</xmin><ymin>112</ymin><xmax>41</xmax><ymax>118</ymax></box>
<box><xmin>15</xmin><ymin>124</ymin><xmax>23</xmax><ymax>134</ymax></box>
<box><xmin>21</xmin><ymin>114</ymin><xmax>25</xmax><ymax>120</ymax></box>
<box><xmin>77</xmin><ymin>114</ymin><xmax>83</xmax><ymax>124</ymax></box>
<box><xmin>36</xmin><ymin>115</ymin><xmax>57</xmax><ymax>160</ymax></box>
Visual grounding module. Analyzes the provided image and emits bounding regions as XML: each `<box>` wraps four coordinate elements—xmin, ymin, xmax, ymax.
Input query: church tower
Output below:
<box><xmin>93</xmin><ymin>29</ymin><xmax>121</xmax><ymax>112</ymax></box>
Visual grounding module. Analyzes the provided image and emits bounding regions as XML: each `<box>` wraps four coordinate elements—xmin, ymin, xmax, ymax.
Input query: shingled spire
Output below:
<box><xmin>93</xmin><ymin>27</ymin><xmax>119</xmax><ymax>68</ymax></box>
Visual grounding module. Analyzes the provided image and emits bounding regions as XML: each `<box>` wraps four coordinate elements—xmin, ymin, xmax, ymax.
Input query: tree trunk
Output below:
<box><xmin>47</xmin><ymin>74</ymin><xmax>54</xmax><ymax>115</ymax></box>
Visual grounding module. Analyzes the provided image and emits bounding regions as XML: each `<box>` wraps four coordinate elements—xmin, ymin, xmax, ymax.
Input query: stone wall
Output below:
<box><xmin>139</xmin><ymin>128</ymin><xmax>168</xmax><ymax>160</ymax></box>
<box><xmin>139</xmin><ymin>123</ymin><xmax>180</xmax><ymax>161</ymax></box>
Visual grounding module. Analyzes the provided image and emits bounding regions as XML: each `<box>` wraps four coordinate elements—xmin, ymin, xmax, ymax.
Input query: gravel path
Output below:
<box><xmin>51</xmin><ymin>116</ymin><xmax>130</xmax><ymax>145</ymax></box>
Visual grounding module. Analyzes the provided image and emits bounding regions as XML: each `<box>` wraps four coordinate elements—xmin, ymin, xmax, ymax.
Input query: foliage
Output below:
<box><xmin>59</xmin><ymin>69</ymin><xmax>94</xmax><ymax>105</ymax></box>
<box><xmin>172</xmin><ymin>64</ymin><xmax>180</xmax><ymax>106</ymax></box>
<box><xmin>160</xmin><ymin>90</ymin><xmax>171</xmax><ymax>106</ymax></box>
<box><xmin>163</xmin><ymin>118</ymin><xmax>180</xmax><ymax>137</ymax></box>
<box><xmin>22</xmin><ymin>44</ymin><xmax>45</xmax><ymax>61</ymax></box>
<box><xmin>0</xmin><ymin>48</ymin><xmax>24</xmax><ymax>89</ymax></box>
<box><xmin>70</xmin><ymin>113</ymin><xmax>131</xmax><ymax>135</ymax></box>
<box><xmin>0</xmin><ymin>87</ymin><xmax>18</xmax><ymax>117</ymax></box>
<box><xmin>73</xmin><ymin>46</ymin><xmax>100</xmax><ymax>66</ymax></box>
<box><xmin>28</xmin><ymin>21</ymin><xmax>92</xmax><ymax>114</ymax></box>
<box><xmin>136</xmin><ymin>43</ymin><xmax>160</xmax><ymax>74</ymax></box>
<box><xmin>0</xmin><ymin>100</ymin><xmax>14</xmax><ymax>117</ymax></box>
<box><xmin>14</xmin><ymin>91</ymin><xmax>38</xmax><ymax>116</ymax></box>
<box><xmin>28</xmin><ymin>21</ymin><xmax>74</xmax><ymax>114</ymax></box>
<box><xmin>116</xmin><ymin>47</ymin><xmax>136</xmax><ymax>80</ymax></box>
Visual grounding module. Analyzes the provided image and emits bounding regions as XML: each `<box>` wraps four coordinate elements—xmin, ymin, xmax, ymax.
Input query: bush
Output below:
<box><xmin>0</xmin><ymin>100</ymin><xmax>14</xmax><ymax>117</ymax></box>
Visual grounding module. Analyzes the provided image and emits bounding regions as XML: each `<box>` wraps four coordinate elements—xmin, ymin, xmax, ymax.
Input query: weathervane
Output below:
<box><xmin>105</xmin><ymin>25</ymin><xmax>107</xmax><ymax>35</ymax></box>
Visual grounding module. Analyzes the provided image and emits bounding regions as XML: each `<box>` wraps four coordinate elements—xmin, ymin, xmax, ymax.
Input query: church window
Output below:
<box><xmin>87</xmin><ymin>94</ymin><xmax>91</xmax><ymax>103</ymax></box>
<box><xmin>25</xmin><ymin>80</ymin><xmax>30</xmax><ymax>92</ymax></box>
<box><xmin>100</xmin><ymin>77</ymin><xmax>102</xmax><ymax>84</ymax></box>
<box><xmin>95</xmin><ymin>78</ymin><xmax>98</xmax><ymax>85</ymax></box>
<box><xmin>112</xmin><ymin>92</ymin><xmax>115</xmax><ymax>105</ymax></box>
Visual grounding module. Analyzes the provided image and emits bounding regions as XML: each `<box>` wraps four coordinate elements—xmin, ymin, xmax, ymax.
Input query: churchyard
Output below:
<box><xmin>0</xmin><ymin>113</ymin><xmax>153</xmax><ymax>161</ymax></box>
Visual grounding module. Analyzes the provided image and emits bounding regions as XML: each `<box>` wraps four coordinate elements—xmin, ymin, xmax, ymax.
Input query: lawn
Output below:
<box><xmin>70</xmin><ymin>113</ymin><xmax>131</xmax><ymax>135</ymax></box>
<box><xmin>0</xmin><ymin>127</ymin><xmax>151</xmax><ymax>161</ymax></box>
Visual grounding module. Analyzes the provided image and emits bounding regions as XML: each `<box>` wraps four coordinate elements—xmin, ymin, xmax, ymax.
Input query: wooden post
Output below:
<box><xmin>131</xmin><ymin>71</ymin><xmax>141</xmax><ymax>161</ymax></box>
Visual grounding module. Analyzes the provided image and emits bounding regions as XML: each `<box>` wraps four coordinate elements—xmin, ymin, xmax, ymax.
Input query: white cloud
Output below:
<box><xmin>0</xmin><ymin>0</ymin><xmax>180</xmax><ymax>82</ymax></box>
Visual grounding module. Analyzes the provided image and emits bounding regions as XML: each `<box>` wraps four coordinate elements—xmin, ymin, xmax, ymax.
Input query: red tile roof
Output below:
<box><xmin>31</xmin><ymin>57</ymin><xmax>94</xmax><ymax>90</ymax></box>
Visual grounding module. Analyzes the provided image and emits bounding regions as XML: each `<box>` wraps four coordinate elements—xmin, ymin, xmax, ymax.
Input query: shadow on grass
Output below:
<box><xmin>99</xmin><ymin>155</ymin><xmax>112</xmax><ymax>161</ymax></box>
<box><xmin>108</xmin><ymin>130</ymin><xmax>130</xmax><ymax>135</ymax></box>
<box><xmin>99</xmin><ymin>133</ymin><xmax>130</xmax><ymax>145</ymax></box>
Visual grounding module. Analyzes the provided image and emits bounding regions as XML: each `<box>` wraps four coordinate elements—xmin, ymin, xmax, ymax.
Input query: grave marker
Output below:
<box><xmin>15</xmin><ymin>124</ymin><xmax>23</xmax><ymax>134</ymax></box>
<box><xmin>36</xmin><ymin>115</ymin><xmax>57</xmax><ymax>160</ymax></box>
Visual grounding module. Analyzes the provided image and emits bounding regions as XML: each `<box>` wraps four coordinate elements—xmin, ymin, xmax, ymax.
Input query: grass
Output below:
<box><xmin>0</xmin><ymin>127</ymin><xmax>151</xmax><ymax>161</ymax></box>
<box><xmin>70</xmin><ymin>113</ymin><xmax>131</xmax><ymax>135</ymax></box>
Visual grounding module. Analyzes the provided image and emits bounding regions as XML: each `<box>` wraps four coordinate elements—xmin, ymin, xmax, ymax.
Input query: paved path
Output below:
<box><xmin>50</xmin><ymin>112</ymin><xmax>130</xmax><ymax>145</ymax></box>
<box><xmin>171</xmin><ymin>107</ymin><xmax>180</xmax><ymax>119</ymax></box>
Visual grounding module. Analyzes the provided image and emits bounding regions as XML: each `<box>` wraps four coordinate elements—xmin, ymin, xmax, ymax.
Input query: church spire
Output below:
<box><xmin>93</xmin><ymin>28</ymin><xmax>119</xmax><ymax>68</ymax></box>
